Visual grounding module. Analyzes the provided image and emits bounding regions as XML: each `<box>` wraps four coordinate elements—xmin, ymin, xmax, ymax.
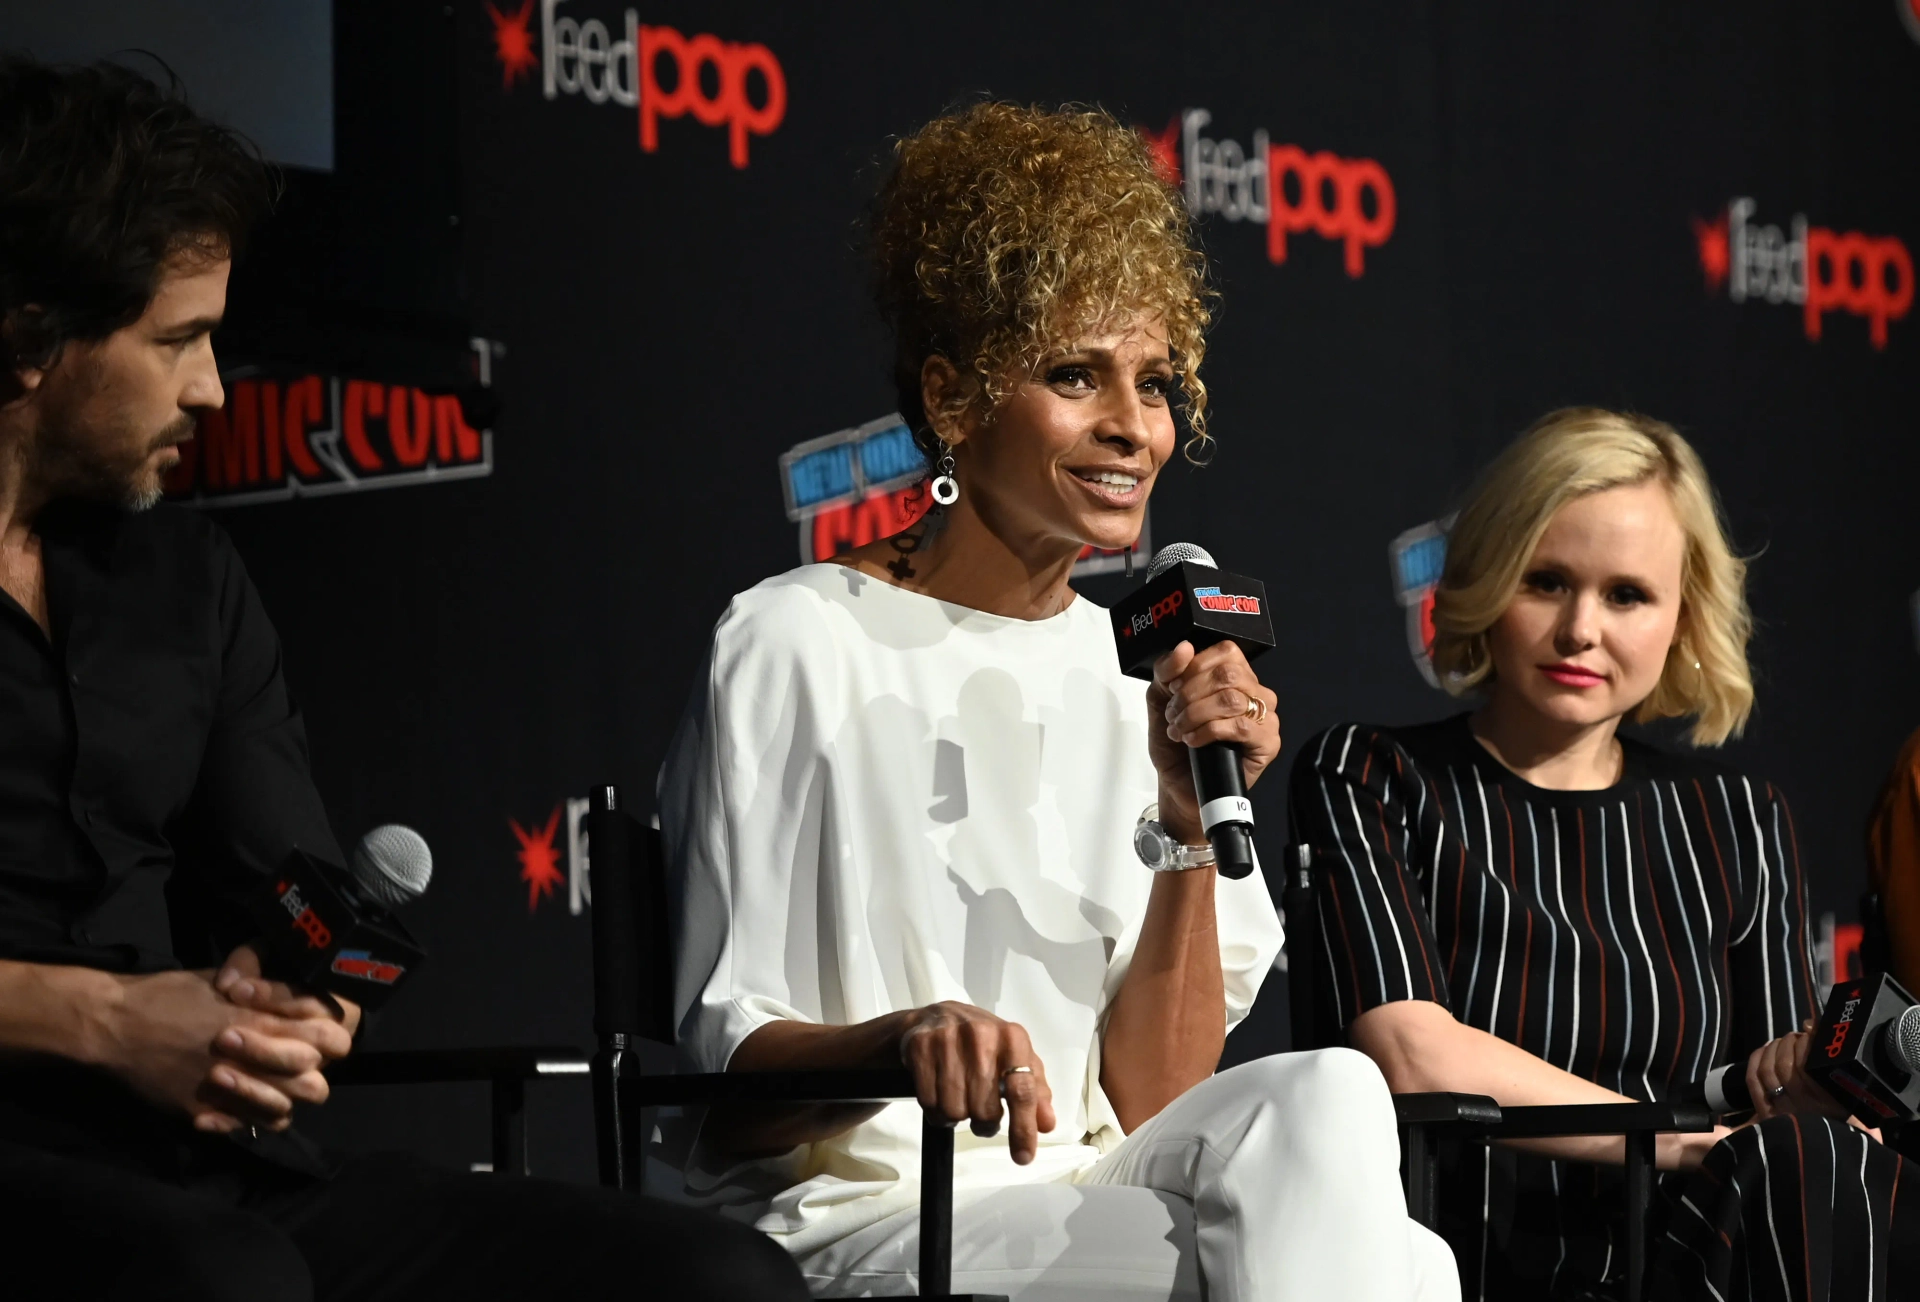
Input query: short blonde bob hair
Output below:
<box><xmin>871</xmin><ymin>101</ymin><xmax>1215</xmax><ymax>463</ymax></box>
<box><xmin>1429</xmin><ymin>408</ymin><xmax>1754</xmax><ymax>746</ymax></box>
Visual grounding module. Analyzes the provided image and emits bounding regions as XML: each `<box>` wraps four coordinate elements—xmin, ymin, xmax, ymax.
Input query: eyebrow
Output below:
<box><xmin>1051</xmin><ymin>346</ymin><xmax>1174</xmax><ymax>368</ymax></box>
<box><xmin>159</xmin><ymin>314</ymin><xmax>224</xmax><ymax>337</ymax></box>
<box><xmin>1528</xmin><ymin>561</ymin><xmax>1666</xmax><ymax>589</ymax></box>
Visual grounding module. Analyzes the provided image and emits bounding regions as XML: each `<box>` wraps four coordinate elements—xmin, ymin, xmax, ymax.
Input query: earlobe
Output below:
<box><xmin>919</xmin><ymin>355</ymin><xmax>971</xmax><ymax>447</ymax></box>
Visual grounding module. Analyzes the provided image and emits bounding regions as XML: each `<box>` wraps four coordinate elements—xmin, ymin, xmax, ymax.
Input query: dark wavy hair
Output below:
<box><xmin>0</xmin><ymin>55</ymin><xmax>276</xmax><ymax>374</ymax></box>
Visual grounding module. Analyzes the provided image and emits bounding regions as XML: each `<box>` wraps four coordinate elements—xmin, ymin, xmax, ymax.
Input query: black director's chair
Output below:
<box><xmin>1281</xmin><ymin>842</ymin><xmax>1712</xmax><ymax>1302</ymax></box>
<box><xmin>587</xmin><ymin>785</ymin><xmax>1004</xmax><ymax>1302</ymax></box>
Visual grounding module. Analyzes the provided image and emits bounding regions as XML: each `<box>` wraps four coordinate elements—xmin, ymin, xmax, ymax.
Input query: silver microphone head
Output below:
<box><xmin>350</xmin><ymin>824</ymin><xmax>433</xmax><ymax>908</ymax></box>
<box><xmin>1889</xmin><ymin>1004</ymin><xmax>1920</xmax><ymax>1075</ymax></box>
<box><xmin>1145</xmin><ymin>542</ymin><xmax>1216</xmax><ymax>581</ymax></box>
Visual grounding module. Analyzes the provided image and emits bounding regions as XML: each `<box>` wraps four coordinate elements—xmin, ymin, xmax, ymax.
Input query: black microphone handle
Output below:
<box><xmin>1188</xmin><ymin>741</ymin><xmax>1258</xmax><ymax>880</ymax></box>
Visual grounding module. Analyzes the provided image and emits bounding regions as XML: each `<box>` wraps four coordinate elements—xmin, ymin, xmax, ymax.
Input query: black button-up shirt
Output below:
<box><xmin>0</xmin><ymin>501</ymin><xmax>339</xmax><ymax>974</ymax></box>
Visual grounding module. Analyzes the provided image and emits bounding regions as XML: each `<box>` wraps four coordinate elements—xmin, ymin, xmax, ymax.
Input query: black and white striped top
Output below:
<box><xmin>1290</xmin><ymin>714</ymin><xmax>1820</xmax><ymax>1298</ymax></box>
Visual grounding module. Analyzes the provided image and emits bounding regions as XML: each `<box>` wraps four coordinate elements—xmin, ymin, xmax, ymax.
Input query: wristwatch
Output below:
<box><xmin>1133</xmin><ymin>804</ymin><xmax>1217</xmax><ymax>872</ymax></box>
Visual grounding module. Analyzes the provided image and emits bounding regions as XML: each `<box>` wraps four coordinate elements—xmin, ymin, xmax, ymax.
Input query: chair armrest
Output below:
<box><xmin>630</xmin><ymin>1066</ymin><xmax>918</xmax><ymax>1107</ymax></box>
<box><xmin>1488</xmin><ymin>1100</ymin><xmax>1714</xmax><ymax>1138</ymax></box>
<box><xmin>1392</xmin><ymin>1091</ymin><xmax>1503</xmax><ymax>1128</ymax></box>
<box><xmin>331</xmin><ymin>1046</ymin><xmax>591</xmax><ymax>1086</ymax></box>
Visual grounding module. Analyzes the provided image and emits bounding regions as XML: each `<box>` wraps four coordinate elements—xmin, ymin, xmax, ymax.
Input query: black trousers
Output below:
<box><xmin>0</xmin><ymin>1101</ymin><xmax>808</xmax><ymax>1302</ymax></box>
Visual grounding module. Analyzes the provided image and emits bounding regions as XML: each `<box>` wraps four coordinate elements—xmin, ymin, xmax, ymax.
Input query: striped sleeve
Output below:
<box><xmin>1725</xmin><ymin>780</ymin><xmax>1820</xmax><ymax>1053</ymax></box>
<box><xmin>1288</xmin><ymin>724</ymin><xmax>1451</xmax><ymax>1026</ymax></box>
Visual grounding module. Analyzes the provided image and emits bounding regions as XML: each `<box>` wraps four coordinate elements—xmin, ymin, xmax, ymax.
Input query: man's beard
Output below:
<box><xmin>40</xmin><ymin>411</ymin><xmax>195</xmax><ymax>512</ymax></box>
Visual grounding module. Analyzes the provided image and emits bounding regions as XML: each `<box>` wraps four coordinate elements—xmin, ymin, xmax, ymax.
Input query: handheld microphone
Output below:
<box><xmin>245</xmin><ymin>825</ymin><xmax>432</xmax><ymax>1010</ymax></box>
<box><xmin>1687</xmin><ymin>1061</ymin><xmax>1756</xmax><ymax>1115</ymax></box>
<box><xmin>1682</xmin><ymin>974</ymin><xmax>1920</xmax><ymax>1122</ymax></box>
<box><xmin>1805</xmin><ymin>973</ymin><xmax>1920</xmax><ymax>1124</ymax></box>
<box><xmin>1111</xmin><ymin>542</ymin><xmax>1276</xmax><ymax>880</ymax></box>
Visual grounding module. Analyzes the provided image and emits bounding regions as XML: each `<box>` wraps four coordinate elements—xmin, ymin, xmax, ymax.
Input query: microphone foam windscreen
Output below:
<box><xmin>351</xmin><ymin>824</ymin><xmax>433</xmax><ymax>907</ymax></box>
<box><xmin>1893</xmin><ymin>1005</ymin><xmax>1920</xmax><ymax>1075</ymax></box>
<box><xmin>1146</xmin><ymin>542</ymin><xmax>1217</xmax><ymax>581</ymax></box>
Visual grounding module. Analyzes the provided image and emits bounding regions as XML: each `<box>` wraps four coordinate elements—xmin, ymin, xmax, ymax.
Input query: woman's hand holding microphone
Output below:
<box><xmin>1146</xmin><ymin>639</ymin><xmax>1282</xmax><ymax>843</ymax></box>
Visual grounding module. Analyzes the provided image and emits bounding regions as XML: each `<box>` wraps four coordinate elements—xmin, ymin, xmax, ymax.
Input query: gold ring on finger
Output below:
<box><xmin>1241</xmin><ymin>696</ymin><xmax>1267</xmax><ymax>724</ymax></box>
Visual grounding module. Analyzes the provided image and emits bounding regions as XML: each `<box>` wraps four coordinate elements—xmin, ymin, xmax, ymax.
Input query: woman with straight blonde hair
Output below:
<box><xmin>1289</xmin><ymin>407</ymin><xmax>1914</xmax><ymax>1301</ymax></box>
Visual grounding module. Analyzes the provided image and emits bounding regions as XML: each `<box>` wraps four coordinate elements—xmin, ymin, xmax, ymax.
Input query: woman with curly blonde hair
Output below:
<box><xmin>1291</xmin><ymin>408</ymin><xmax>1913</xmax><ymax>1300</ymax></box>
<box><xmin>659</xmin><ymin>103</ymin><xmax>1458</xmax><ymax>1300</ymax></box>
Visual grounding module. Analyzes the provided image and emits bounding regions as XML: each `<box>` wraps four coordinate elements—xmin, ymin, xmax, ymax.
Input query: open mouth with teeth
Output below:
<box><xmin>1068</xmin><ymin>467</ymin><xmax>1145</xmax><ymax>503</ymax></box>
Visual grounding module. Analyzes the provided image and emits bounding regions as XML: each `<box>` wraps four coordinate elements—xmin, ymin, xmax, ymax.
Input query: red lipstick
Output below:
<box><xmin>1540</xmin><ymin>663</ymin><xmax>1606</xmax><ymax>688</ymax></box>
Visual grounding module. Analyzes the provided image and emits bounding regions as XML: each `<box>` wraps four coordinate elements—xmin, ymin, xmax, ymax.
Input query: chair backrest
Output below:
<box><xmin>1279</xmin><ymin>777</ymin><xmax>1356</xmax><ymax>1058</ymax></box>
<box><xmin>1861</xmin><ymin>888</ymin><xmax>1889</xmax><ymax>980</ymax></box>
<box><xmin>585</xmin><ymin>785</ymin><xmax>677</xmax><ymax>1049</ymax></box>
<box><xmin>1281</xmin><ymin>841</ymin><xmax>1339</xmax><ymax>1052</ymax></box>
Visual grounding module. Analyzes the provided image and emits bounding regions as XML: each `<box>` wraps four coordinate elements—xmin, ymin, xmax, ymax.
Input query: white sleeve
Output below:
<box><xmin>657</xmin><ymin>587</ymin><xmax>841</xmax><ymax>1073</ymax></box>
<box><xmin>1217</xmin><ymin>857</ymin><xmax>1285</xmax><ymax>1031</ymax></box>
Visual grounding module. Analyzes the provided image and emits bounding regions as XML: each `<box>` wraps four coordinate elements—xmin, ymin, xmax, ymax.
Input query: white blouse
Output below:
<box><xmin>657</xmin><ymin>563</ymin><xmax>1284</xmax><ymax>1255</ymax></box>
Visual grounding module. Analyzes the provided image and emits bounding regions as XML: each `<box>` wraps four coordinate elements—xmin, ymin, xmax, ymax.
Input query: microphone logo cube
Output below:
<box><xmin>1111</xmin><ymin>561</ymin><xmax>1275</xmax><ymax>680</ymax></box>
<box><xmin>248</xmin><ymin>850</ymin><xmax>427</xmax><ymax>1010</ymax></box>
<box><xmin>1805</xmin><ymin>974</ymin><xmax>1920</xmax><ymax>1123</ymax></box>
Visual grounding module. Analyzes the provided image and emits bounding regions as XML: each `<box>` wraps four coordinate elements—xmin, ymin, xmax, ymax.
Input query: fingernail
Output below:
<box><xmin>218</xmin><ymin>1028</ymin><xmax>244</xmax><ymax>1051</ymax></box>
<box><xmin>233</xmin><ymin>981</ymin><xmax>256</xmax><ymax>1001</ymax></box>
<box><xmin>214</xmin><ymin>1068</ymin><xmax>236</xmax><ymax>1089</ymax></box>
<box><xmin>215</xmin><ymin>968</ymin><xmax>238</xmax><ymax>989</ymax></box>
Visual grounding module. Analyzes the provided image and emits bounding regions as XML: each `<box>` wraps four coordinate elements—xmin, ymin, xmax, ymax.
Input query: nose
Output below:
<box><xmin>1093</xmin><ymin>380</ymin><xmax>1153</xmax><ymax>454</ymax></box>
<box><xmin>180</xmin><ymin>341</ymin><xmax>225</xmax><ymax>416</ymax></box>
<box><xmin>1556</xmin><ymin>590</ymin><xmax>1601</xmax><ymax>654</ymax></box>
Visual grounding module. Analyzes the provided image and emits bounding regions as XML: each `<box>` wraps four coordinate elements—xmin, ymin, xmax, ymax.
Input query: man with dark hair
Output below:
<box><xmin>0</xmin><ymin>56</ymin><xmax>808</xmax><ymax>1301</ymax></box>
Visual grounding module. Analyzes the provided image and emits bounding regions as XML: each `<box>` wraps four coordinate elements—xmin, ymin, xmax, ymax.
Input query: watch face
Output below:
<box><xmin>1133</xmin><ymin>822</ymin><xmax>1169</xmax><ymax>870</ymax></box>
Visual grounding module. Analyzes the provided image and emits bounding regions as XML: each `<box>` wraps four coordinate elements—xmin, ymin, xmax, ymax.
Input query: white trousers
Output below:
<box><xmin>795</xmin><ymin>1050</ymin><xmax>1460</xmax><ymax>1301</ymax></box>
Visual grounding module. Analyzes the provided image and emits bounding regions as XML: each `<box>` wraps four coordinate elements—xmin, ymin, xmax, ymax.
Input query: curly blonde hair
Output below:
<box><xmin>1430</xmin><ymin>408</ymin><xmax>1755</xmax><ymax>746</ymax></box>
<box><xmin>872</xmin><ymin>101</ymin><xmax>1215</xmax><ymax>463</ymax></box>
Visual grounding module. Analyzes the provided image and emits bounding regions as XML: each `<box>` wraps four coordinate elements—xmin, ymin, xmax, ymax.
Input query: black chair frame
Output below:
<box><xmin>587</xmin><ymin>785</ymin><xmax>1003</xmax><ymax>1302</ymax></box>
<box><xmin>1282</xmin><ymin>842</ymin><xmax>1711</xmax><ymax>1302</ymax></box>
<box><xmin>329</xmin><ymin>1044</ymin><xmax>590</xmax><ymax>1176</ymax></box>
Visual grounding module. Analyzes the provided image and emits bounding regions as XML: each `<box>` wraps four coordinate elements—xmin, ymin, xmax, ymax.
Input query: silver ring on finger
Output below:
<box><xmin>1766</xmin><ymin>1085</ymin><xmax>1788</xmax><ymax>1101</ymax></box>
<box><xmin>998</xmin><ymin>1065</ymin><xmax>1032</xmax><ymax>1096</ymax></box>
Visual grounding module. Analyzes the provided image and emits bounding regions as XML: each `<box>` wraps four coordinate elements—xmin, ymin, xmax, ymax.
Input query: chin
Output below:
<box><xmin>1070</xmin><ymin>514</ymin><xmax>1145</xmax><ymax>557</ymax></box>
<box><xmin>1524</xmin><ymin>690</ymin><xmax>1623</xmax><ymax>730</ymax></box>
<box><xmin>123</xmin><ymin>471</ymin><xmax>166</xmax><ymax>511</ymax></box>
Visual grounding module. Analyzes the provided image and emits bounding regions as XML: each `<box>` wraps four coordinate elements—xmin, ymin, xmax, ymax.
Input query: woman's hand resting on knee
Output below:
<box><xmin>899</xmin><ymin>1001</ymin><xmax>1056</xmax><ymax>1164</ymax></box>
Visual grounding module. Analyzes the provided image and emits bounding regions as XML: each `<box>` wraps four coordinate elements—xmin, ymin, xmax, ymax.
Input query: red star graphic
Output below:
<box><xmin>511</xmin><ymin>806</ymin><xmax>565</xmax><ymax>913</ymax></box>
<box><xmin>1692</xmin><ymin>210</ymin><xmax>1730</xmax><ymax>296</ymax></box>
<box><xmin>1137</xmin><ymin>116</ymin><xmax>1181</xmax><ymax>187</ymax></box>
<box><xmin>486</xmin><ymin>1</ymin><xmax>538</xmax><ymax>90</ymax></box>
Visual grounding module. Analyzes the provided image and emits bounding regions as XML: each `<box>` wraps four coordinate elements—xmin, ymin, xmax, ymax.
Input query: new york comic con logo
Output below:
<box><xmin>485</xmin><ymin>0</ymin><xmax>785</xmax><ymax>167</ymax></box>
<box><xmin>780</xmin><ymin>414</ymin><xmax>1145</xmax><ymax>578</ymax></box>
<box><xmin>165</xmin><ymin>355</ymin><xmax>495</xmax><ymax>506</ymax></box>
<box><xmin>1138</xmin><ymin>109</ymin><xmax>1396</xmax><ymax>277</ymax></box>
<box><xmin>1692</xmin><ymin>197</ymin><xmax>1913</xmax><ymax>349</ymax></box>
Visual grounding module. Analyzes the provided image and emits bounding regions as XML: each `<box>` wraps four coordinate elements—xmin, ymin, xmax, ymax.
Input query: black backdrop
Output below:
<box><xmin>142</xmin><ymin>0</ymin><xmax>1920</xmax><ymax>1180</ymax></box>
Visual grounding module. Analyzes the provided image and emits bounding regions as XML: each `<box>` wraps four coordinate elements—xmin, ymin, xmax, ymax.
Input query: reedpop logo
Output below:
<box><xmin>1693</xmin><ymin>197</ymin><xmax>1913</xmax><ymax>349</ymax></box>
<box><xmin>485</xmin><ymin>0</ymin><xmax>786</xmax><ymax>167</ymax></box>
<box><xmin>1139</xmin><ymin>109</ymin><xmax>1396</xmax><ymax>277</ymax></box>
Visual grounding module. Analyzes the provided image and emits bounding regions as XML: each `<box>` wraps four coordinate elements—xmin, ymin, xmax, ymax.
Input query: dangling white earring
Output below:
<box><xmin>931</xmin><ymin>442</ymin><xmax>959</xmax><ymax>506</ymax></box>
